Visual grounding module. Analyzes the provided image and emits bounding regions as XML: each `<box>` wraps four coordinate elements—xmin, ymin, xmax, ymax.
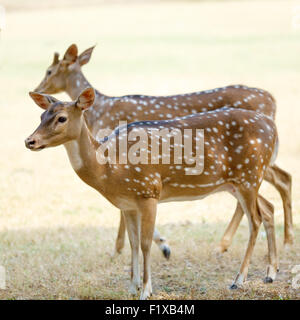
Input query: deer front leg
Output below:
<box><xmin>264</xmin><ymin>165</ymin><xmax>293</xmax><ymax>247</ymax></box>
<box><xmin>257</xmin><ymin>195</ymin><xmax>278</xmax><ymax>282</ymax></box>
<box><xmin>114</xmin><ymin>211</ymin><xmax>126</xmax><ymax>256</ymax></box>
<box><xmin>218</xmin><ymin>202</ymin><xmax>244</xmax><ymax>253</ymax></box>
<box><xmin>138</xmin><ymin>198</ymin><xmax>157</xmax><ymax>300</ymax></box>
<box><xmin>123</xmin><ymin>210</ymin><xmax>141</xmax><ymax>295</ymax></box>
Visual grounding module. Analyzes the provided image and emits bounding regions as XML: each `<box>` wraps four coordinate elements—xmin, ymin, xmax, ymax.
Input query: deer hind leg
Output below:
<box><xmin>115</xmin><ymin>211</ymin><xmax>171</xmax><ymax>259</ymax></box>
<box><xmin>219</xmin><ymin>163</ymin><xmax>293</xmax><ymax>253</ymax></box>
<box><xmin>114</xmin><ymin>211</ymin><xmax>126</xmax><ymax>255</ymax></box>
<box><xmin>123</xmin><ymin>210</ymin><xmax>141</xmax><ymax>295</ymax></box>
<box><xmin>137</xmin><ymin>198</ymin><xmax>157</xmax><ymax>300</ymax></box>
<box><xmin>231</xmin><ymin>189</ymin><xmax>261</xmax><ymax>289</ymax></box>
<box><xmin>257</xmin><ymin>195</ymin><xmax>278</xmax><ymax>283</ymax></box>
<box><xmin>153</xmin><ymin>229</ymin><xmax>171</xmax><ymax>259</ymax></box>
<box><xmin>218</xmin><ymin>202</ymin><xmax>244</xmax><ymax>253</ymax></box>
<box><xmin>264</xmin><ymin>164</ymin><xmax>293</xmax><ymax>246</ymax></box>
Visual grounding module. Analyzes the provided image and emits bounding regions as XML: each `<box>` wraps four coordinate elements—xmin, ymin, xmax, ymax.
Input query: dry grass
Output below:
<box><xmin>0</xmin><ymin>0</ymin><xmax>299</xmax><ymax>299</ymax></box>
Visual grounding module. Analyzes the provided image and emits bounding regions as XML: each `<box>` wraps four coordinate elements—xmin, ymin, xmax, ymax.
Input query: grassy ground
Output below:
<box><xmin>0</xmin><ymin>0</ymin><xmax>299</xmax><ymax>299</ymax></box>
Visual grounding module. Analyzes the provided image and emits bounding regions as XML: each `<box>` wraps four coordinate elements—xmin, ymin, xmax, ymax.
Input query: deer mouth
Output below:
<box><xmin>27</xmin><ymin>144</ymin><xmax>46</xmax><ymax>151</ymax></box>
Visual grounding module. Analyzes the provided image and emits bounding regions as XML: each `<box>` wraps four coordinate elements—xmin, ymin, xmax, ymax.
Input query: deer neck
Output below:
<box><xmin>65</xmin><ymin>70</ymin><xmax>94</xmax><ymax>100</ymax></box>
<box><xmin>65</xmin><ymin>70</ymin><xmax>108</xmax><ymax>132</ymax></box>
<box><xmin>64</xmin><ymin>118</ymin><xmax>106</xmax><ymax>191</ymax></box>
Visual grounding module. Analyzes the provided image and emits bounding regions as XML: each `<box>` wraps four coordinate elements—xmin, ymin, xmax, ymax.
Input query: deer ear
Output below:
<box><xmin>29</xmin><ymin>92</ymin><xmax>58</xmax><ymax>110</ymax></box>
<box><xmin>78</xmin><ymin>46</ymin><xmax>95</xmax><ymax>66</ymax></box>
<box><xmin>63</xmin><ymin>44</ymin><xmax>78</xmax><ymax>64</ymax></box>
<box><xmin>76</xmin><ymin>88</ymin><xmax>95</xmax><ymax>110</ymax></box>
<box><xmin>52</xmin><ymin>52</ymin><xmax>59</xmax><ymax>65</ymax></box>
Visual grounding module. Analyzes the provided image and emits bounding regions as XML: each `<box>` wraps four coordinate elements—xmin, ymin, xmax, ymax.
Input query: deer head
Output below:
<box><xmin>25</xmin><ymin>88</ymin><xmax>95</xmax><ymax>150</ymax></box>
<box><xmin>34</xmin><ymin>44</ymin><xmax>95</xmax><ymax>94</ymax></box>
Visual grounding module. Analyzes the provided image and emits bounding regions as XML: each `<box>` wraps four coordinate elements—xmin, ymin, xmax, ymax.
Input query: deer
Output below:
<box><xmin>26</xmin><ymin>87</ymin><xmax>279</xmax><ymax>300</ymax></box>
<box><xmin>34</xmin><ymin>44</ymin><xmax>293</xmax><ymax>255</ymax></box>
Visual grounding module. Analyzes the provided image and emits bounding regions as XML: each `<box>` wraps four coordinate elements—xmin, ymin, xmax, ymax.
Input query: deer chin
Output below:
<box><xmin>27</xmin><ymin>144</ymin><xmax>46</xmax><ymax>151</ymax></box>
<box><xmin>35</xmin><ymin>146</ymin><xmax>46</xmax><ymax>151</ymax></box>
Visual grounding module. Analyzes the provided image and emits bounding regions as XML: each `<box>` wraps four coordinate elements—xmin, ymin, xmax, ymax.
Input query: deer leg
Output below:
<box><xmin>115</xmin><ymin>211</ymin><xmax>171</xmax><ymax>259</ymax></box>
<box><xmin>114</xmin><ymin>211</ymin><xmax>126</xmax><ymax>255</ymax></box>
<box><xmin>137</xmin><ymin>198</ymin><xmax>157</xmax><ymax>300</ymax></box>
<box><xmin>218</xmin><ymin>202</ymin><xmax>244</xmax><ymax>253</ymax></box>
<box><xmin>257</xmin><ymin>195</ymin><xmax>278</xmax><ymax>282</ymax></box>
<box><xmin>123</xmin><ymin>210</ymin><xmax>141</xmax><ymax>295</ymax></box>
<box><xmin>219</xmin><ymin>163</ymin><xmax>293</xmax><ymax>252</ymax></box>
<box><xmin>153</xmin><ymin>229</ymin><xmax>171</xmax><ymax>259</ymax></box>
<box><xmin>231</xmin><ymin>190</ymin><xmax>261</xmax><ymax>289</ymax></box>
<box><xmin>264</xmin><ymin>164</ymin><xmax>293</xmax><ymax>246</ymax></box>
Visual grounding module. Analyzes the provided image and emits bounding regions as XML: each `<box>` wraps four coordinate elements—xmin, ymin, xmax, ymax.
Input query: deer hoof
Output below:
<box><xmin>264</xmin><ymin>277</ymin><xmax>273</xmax><ymax>284</ymax></box>
<box><xmin>162</xmin><ymin>245</ymin><xmax>171</xmax><ymax>260</ymax></box>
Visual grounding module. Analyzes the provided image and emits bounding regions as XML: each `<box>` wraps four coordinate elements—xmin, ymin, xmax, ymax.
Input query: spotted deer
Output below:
<box><xmin>34</xmin><ymin>44</ymin><xmax>293</xmax><ymax>253</ymax></box>
<box><xmin>26</xmin><ymin>88</ymin><xmax>278</xmax><ymax>299</ymax></box>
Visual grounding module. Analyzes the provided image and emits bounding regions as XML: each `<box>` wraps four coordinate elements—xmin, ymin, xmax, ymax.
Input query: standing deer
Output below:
<box><xmin>26</xmin><ymin>88</ymin><xmax>278</xmax><ymax>299</ymax></box>
<box><xmin>34</xmin><ymin>44</ymin><xmax>293</xmax><ymax>253</ymax></box>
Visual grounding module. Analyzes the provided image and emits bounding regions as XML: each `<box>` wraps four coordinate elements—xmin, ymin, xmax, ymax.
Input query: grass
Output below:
<box><xmin>0</xmin><ymin>0</ymin><xmax>299</xmax><ymax>299</ymax></box>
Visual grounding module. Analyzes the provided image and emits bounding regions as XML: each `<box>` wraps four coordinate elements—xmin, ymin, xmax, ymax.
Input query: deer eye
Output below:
<box><xmin>58</xmin><ymin>116</ymin><xmax>67</xmax><ymax>123</ymax></box>
<box><xmin>47</xmin><ymin>70</ymin><xmax>52</xmax><ymax>76</ymax></box>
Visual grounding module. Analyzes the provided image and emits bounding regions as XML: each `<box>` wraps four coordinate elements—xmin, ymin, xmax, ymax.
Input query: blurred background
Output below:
<box><xmin>0</xmin><ymin>0</ymin><xmax>299</xmax><ymax>299</ymax></box>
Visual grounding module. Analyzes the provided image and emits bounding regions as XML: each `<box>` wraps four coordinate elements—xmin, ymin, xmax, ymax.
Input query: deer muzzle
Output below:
<box><xmin>25</xmin><ymin>135</ymin><xmax>45</xmax><ymax>151</ymax></box>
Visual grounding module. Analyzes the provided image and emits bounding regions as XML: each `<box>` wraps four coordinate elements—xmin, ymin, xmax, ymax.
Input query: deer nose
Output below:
<box><xmin>25</xmin><ymin>137</ymin><xmax>36</xmax><ymax>149</ymax></box>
